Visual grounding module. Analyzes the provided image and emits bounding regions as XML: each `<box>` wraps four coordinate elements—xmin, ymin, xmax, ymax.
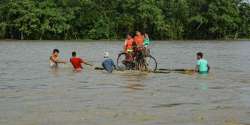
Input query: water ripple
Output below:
<box><xmin>152</xmin><ymin>103</ymin><xmax>200</xmax><ymax>108</ymax></box>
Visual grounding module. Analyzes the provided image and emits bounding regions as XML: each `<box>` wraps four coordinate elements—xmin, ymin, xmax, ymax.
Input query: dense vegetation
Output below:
<box><xmin>0</xmin><ymin>0</ymin><xmax>249</xmax><ymax>40</ymax></box>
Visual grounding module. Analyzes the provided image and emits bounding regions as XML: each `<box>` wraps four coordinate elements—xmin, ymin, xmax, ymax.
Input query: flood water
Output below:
<box><xmin>0</xmin><ymin>40</ymin><xmax>250</xmax><ymax>125</ymax></box>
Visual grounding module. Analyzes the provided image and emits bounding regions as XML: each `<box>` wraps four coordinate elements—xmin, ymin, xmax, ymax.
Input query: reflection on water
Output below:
<box><xmin>118</xmin><ymin>71</ymin><xmax>148</xmax><ymax>91</ymax></box>
<box><xmin>0</xmin><ymin>41</ymin><xmax>250</xmax><ymax>125</ymax></box>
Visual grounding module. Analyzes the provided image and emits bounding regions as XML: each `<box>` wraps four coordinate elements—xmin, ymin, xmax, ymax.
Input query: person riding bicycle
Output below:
<box><xmin>133</xmin><ymin>31</ymin><xmax>145</xmax><ymax>62</ymax></box>
<box><xmin>134</xmin><ymin>31</ymin><xmax>144</xmax><ymax>47</ymax></box>
<box><xmin>123</xmin><ymin>33</ymin><xmax>134</xmax><ymax>66</ymax></box>
<box><xmin>124</xmin><ymin>33</ymin><xmax>134</xmax><ymax>53</ymax></box>
<box><xmin>143</xmin><ymin>33</ymin><xmax>151</xmax><ymax>56</ymax></box>
<box><xmin>118</xmin><ymin>32</ymin><xmax>157</xmax><ymax>71</ymax></box>
<box><xmin>144</xmin><ymin>33</ymin><xmax>151</xmax><ymax>47</ymax></box>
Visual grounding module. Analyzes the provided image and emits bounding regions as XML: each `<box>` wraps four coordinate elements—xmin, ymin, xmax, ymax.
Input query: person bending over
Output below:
<box><xmin>70</xmin><ymin>51</ymin><xmax>92</xmax><ymax>72</ymax></box>
<box><xmin>102</xmin><ymin>52</ymin><xmax>116</xmax><ymax>73</ymax></box>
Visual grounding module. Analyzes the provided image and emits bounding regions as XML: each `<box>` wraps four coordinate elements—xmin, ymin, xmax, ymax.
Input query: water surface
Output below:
<box><xmin>0</xmin><ymin>40</ymin><xmax>250</xmax><ymax>125</ymax></box>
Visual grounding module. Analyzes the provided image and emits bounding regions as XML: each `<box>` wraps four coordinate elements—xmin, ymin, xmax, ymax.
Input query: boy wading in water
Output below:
<box><xmin>50</xmin><ymin>49</ymin><xmax>66</xmax><ymax>68</ymax></box>
<box><xmin>195</xmin><ymin>52</ymin><xmax>210</xmax><ymax>74</ymax></box>
<box><xmin>70</xmin><ymin>51</ymin><xmax>92</xmax><ymax>72</ymax></box>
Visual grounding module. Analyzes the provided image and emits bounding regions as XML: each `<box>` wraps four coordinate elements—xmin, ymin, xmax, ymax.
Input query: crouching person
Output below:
<box><xmin>102</xmin><ymin>52</ymin><xmax>116</xmax><ymax>73</ymax></box>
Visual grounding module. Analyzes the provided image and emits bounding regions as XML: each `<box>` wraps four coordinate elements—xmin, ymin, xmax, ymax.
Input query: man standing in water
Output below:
<box><xmin>49</xmin><ymin>49</ymin><xmax>66</xmax><ymax>68</ymax></box>
<box><xmin>195</xmin><ymin>52</ymin><xmax>210</xmax><ymax>74</ymax></box>
<box><xmin>70</xmin><ymin>51</ymin><xmax>92</xmax><ymax>72</ymax></box>
<box><xmin>102</xmin><ymin>52</ymin><xmax>116</xmax><ymax>73</ymax></box>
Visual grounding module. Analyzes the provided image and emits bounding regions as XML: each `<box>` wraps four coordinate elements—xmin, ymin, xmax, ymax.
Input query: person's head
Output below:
<box><xmin>136</xmin><ymin>31</ymin><xmax>141</xmax><ymax>36</ymax></box>
<box><xmin>196</xmin><ymin>52</ymin><xmax>203</xmax><ymax>60</ymax></box>
<box><xmin>104</xmin><ymin>52</ymin><xmax>109</xmax><ymax>58</ymax></box>
<box><xmin>52</xmin><ymin>49</ymin><xmax>60</xmax><ymax>56</ymax></box>
<box><xmin>126</xmin><ymin>33</ymin><xmax>133</xmax><ymax>39</ymax></box>
<box><xmin>72</xmin><ymin>51</ymin><xmax>77</xmax><ymax>57</ymax></box>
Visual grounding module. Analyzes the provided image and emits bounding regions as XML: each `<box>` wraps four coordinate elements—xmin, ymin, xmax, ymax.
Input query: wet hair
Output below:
<box><xmin>53</xmin><ymin>49</ymin><xmax>59</xmax><ymax>53</ymax></box>
<box><xmin>197</xmin><ymin>52</ymin><xmax>203</xmax><ymax>58</ymax></box>
<box><xmin>136</xmin><ymin>31</ymin><xmax>144</xmax><ymax>36</ymax></box>
<box><xmin>72</xmin><ymin>51</ymin><xmax>76</xmax><ymax>57</ymax></box>
<box><xmin>127</xmin><ymin>33</ymin><xmax>133</xmax><ymax>37</ymax></box>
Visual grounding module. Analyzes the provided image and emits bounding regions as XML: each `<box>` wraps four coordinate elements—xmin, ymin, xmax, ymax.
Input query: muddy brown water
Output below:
<box><xmin>0</xmin><ymin>40</ymin><xmax>250</xmax><ymax>125</ymax></box>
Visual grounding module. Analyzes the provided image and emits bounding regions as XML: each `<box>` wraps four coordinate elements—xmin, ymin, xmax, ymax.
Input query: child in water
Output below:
<box><xmin>70</xmin><ymin>51</ymin><xmax>92</xmax><ymax>72</ymax></box>
<box><xmin>143</xmin><ymin>33</ymin><xmax>151</xmax><ymax>56</ymax></box>
<box><xmin>49</xmin><ymin>49</ymin><xmax>66</xmax><ymax>68</ymax></box>
<box><xmin>143</xmin><ymin>33</ymin><xmax>151</xmax><ymax>47</ymax></box>
<box><xmin>195</xmin><ymin>52</ymin><xmax>210</xmax><ymax>74</ymax></box>
<box><xmin>124</xmin><ymin>33</ymin><xmax>135</xmax><ymax>65</ymax></box>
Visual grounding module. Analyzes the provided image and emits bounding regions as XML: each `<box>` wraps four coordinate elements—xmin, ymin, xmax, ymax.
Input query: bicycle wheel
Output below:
<box><xmin>117</xmin><ymin>53</ymin><xmax>135</xmax><ymax>70</ymax></box>
<box><xmin>144</xmin><ymin>55</ymin><xmax>158</xmax><ymax>72</ymax></box>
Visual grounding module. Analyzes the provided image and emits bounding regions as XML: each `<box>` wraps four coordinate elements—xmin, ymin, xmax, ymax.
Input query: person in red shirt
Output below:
<box><xmin>70</xmin><ymin>51</ymin><xmax>92</xmax><ymax>72</ymax></box>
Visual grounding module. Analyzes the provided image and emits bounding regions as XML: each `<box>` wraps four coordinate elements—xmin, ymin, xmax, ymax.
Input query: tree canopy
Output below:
<box><xmin>0</xmin><ymin>0</ymin><xmax>249</xmax><ymax>40</ymax></box>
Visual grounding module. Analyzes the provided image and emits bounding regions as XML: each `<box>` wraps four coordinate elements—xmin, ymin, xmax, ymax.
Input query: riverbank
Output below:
<box><xmin>0</xmin><ymin>39</ymin><xmax>249</xmax><ymax>42</ymax></box>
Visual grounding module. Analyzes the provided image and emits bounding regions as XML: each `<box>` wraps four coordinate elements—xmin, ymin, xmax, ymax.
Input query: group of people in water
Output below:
<box><xmin>124</xmin><ymin>31</ymin><xmax>151</xmax><ymax>53</ymax></box>
<box><xmin>49</xmin><ymin>49</ymin><xmax>116</xmax><ymax>73</ymax></box>
<box><xmin>49</xmin><ymin>31</ymin><xmax>210</xmax><ymax>74</ymax></box>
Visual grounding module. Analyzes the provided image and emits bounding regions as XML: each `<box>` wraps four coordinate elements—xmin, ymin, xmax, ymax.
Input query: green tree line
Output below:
<box><xmin>0</xmin><ymin>0</ymin><xmax>249</xmax><ymax>40</ymax></box>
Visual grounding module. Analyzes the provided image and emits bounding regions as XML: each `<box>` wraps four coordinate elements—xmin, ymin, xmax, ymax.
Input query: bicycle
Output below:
<box><xmin>117</xmin><ymin>47</ymin><xmax>158</xmax><ymax>72</ymax></box>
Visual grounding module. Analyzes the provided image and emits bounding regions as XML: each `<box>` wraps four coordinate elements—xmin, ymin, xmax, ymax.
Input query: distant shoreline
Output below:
<box><xmin>0</xmin><ymin>39</ymin><xmax>249</xmax><ymax>42</ymax></box>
